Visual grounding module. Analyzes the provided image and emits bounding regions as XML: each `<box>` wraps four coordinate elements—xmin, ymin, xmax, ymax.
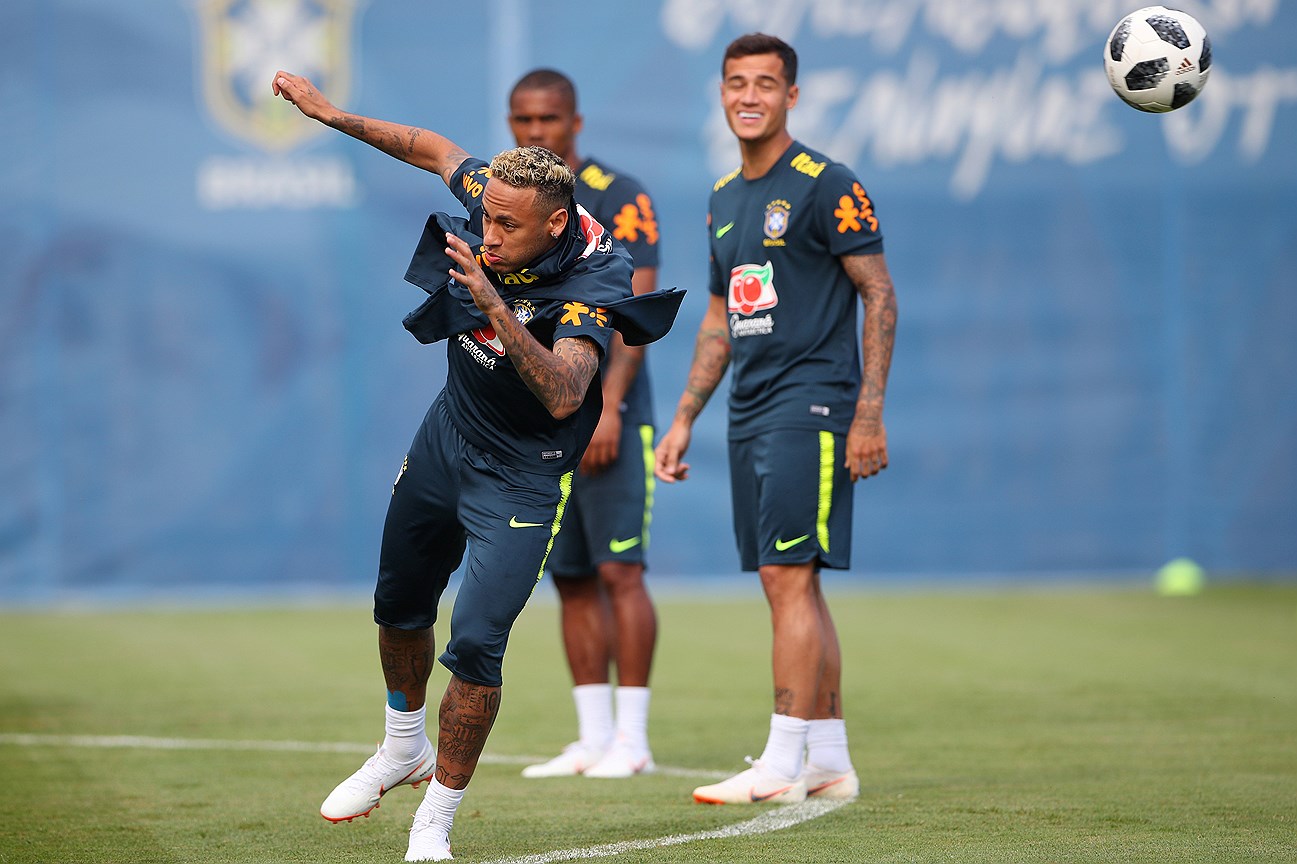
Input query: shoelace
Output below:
<box><xmin>409</xmin><ymin>801</ymin><xmax>436</xmax><ymax>833</ymax></box>
<box><xmin>342</xmin><ymin>752</ymin><xmax>387</xmax><ymax>789</ymax></box>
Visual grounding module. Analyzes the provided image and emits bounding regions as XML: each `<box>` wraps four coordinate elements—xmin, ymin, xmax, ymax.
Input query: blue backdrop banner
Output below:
<box><xmin>3</xmin><ymin>0</ymin><xmax>1295</xmax><ymax>600</ymax></box>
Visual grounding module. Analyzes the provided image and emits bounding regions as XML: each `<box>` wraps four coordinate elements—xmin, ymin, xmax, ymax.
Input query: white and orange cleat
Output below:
<box><xmin>584</xmin><ymin>741</ymin><xmax>656</xmax><ymax>779</ymax></box>
<box><xmin>802</xmin><ymin>764</ymin><xmax>860</xmax><ymax>800</ymax></box>
<box><xmin>520</xmin><ymin>742</ymin><xmax>606</xmax><ymax>778</ymax></box>
<box><xmin>692</xmin><ymin>757</ymin><xmax>807</xmax><ymax>804</ymax></box>
<box><xmin>320</xmin><ymin>739</ymin><xmax>436</xmax><ymax>822</ymax></box>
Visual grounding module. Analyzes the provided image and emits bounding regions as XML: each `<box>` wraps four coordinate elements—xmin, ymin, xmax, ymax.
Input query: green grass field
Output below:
<box><xmin>1</xmin><ymin>582</ymin><xmax>1294</xmax><ymax>863</ymax></box>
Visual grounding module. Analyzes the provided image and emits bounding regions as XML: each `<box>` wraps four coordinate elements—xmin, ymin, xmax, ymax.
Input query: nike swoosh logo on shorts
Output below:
<box><xmin>509</xmin><ymin>517</ymin><xmax>544</xmax><ymax>528</ymax></box>
<box><xmin>715</xmin><ymin>221</ymin><xmax>734</xmax><ymax>239</ymax></box>
<box><xmin>774</xmin><ymin>534</ymin><xmax>810</xmax><ymax>551</ymax></box>
<box><xmin>608</xmin><ymin>536</ymin><xmax>641</xmax><ymax>553</ymax></box>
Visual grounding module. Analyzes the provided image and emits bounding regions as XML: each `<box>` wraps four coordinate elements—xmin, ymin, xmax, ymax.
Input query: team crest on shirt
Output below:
<box><xmin>511</xmin><ymin>299</ymin><xmax>536</xmax><ymax>326</ymax></box>
<box><xmin>763</xmin><ymin>199</ymin><xmax>791</xmax><ymax>247</ymax></box>
<box><xmin>727</xmin><ymin>261</ymin><xmax>778</xmax><ymax>339</ymax></box>
<box><xmin>466</xmin><ymin>300</ymin><xmax>535</xmax><ymax>358</ymax></box>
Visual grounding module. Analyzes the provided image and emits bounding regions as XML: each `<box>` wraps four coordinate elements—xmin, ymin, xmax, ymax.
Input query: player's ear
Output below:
<box><xmin>573</xmin><ymin>112</ymin><xmax>584</xmax><ymax>136</ymax></box>
<box><xmin>786</xmin><ymin>83</ymin><xmax>799</xmax><ymax>110</ymax></box>
<box><xmin>547</xmin><ymin>207</ymin><xmax>569</xmax><ymax>239</ymax></box>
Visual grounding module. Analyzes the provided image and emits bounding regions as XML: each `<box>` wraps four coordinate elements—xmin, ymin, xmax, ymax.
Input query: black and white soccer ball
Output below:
<box><xmin>1104</xmin><ymin>6</ymin><xmax>1212</xmax><ymax>113</ymax></box>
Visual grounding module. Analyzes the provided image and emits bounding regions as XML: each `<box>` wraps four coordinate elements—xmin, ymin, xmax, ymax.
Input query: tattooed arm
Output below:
<box><xmin>654</xmin><ymin>292</ymin><xmax>731</xmax><ymax>483</ymax></box>
<box><xmin>841</xmin><ymin>252</ymin><xmax>898</xmax><ymax>482</ymax></box>
<box><xmin>272</xmin><ymin>71</ymin><xmax>468</xmax><ymax>187</ymax></box>
<box><xmin>444</xmin><ymin>234</ymin><xmax>599</xmax><ymax>420</ymax></box>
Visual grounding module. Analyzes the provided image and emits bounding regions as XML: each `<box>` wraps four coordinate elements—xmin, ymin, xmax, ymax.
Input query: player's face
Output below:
<box><xmin>720</xmin><ymin>53</ymin><xmax>799</xmax><ymax>144</ymax></box>
<box><xmin>479</xmin><ymin>180</ymin><xmax>566</xmax><ymax>274</ymax></box>
<box><xmin>508</xmin><ymin>88</ymin><xmax>582</xmax><ymax>164</ymax></box>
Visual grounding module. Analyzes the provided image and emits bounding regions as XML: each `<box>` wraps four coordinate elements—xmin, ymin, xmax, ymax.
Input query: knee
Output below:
<box><xmin>759</xmin><ymin>563</ymin><xmax>817</xmax><ymax>607</ymax></box>
<box><xmin>554</xmin><ymin>575</ymin><xmax>600</xmax><ymax>604</ymax></box>
<box><xmin>598</xmin><ymin>561</ymin><xmax>646</xmax><ymax>596</ymax></box>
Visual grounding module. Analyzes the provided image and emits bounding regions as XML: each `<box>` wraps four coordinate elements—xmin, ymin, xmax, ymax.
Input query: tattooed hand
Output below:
<box><xmin>271</xmin><ymin>71</ymin><xmax>336</xmax><ymax>123</ymax></box>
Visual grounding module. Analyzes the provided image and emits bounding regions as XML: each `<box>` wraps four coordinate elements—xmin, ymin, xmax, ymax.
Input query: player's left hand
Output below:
<box><xmin>846</xmin><ymin>418</ymin><xmax>888</xmax><ymax>482</ymax></box>
<box><xmin>445</xmin><ymin>233</ymin><xmax>507</xmax><ymax>317</ymax></box>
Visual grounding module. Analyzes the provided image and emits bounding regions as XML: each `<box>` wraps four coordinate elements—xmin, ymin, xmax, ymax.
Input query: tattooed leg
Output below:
<box><xmin>759</xmin><ymin>562</ymin><xmax>824</xmax><ymax>720</ymax></box>
<box><xmin>379</xmin><ymin>625</ymin><xmax>434</xmax><ymax>712</ymax></box>
<box><xmin>812</xmin><ymin>575</ymin><xmax>844</xmax><ymax>720</ymax></box>
<box><xmin>435</xmin><ymin>675</ymin><xmax>502</xmax><ymax>790</ymax></box>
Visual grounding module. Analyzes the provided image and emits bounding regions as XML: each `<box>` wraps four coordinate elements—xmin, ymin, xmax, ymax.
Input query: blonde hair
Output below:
<box><xmin>489</xmin><ymin>146</ymin><xmax>575</xmax><ymax>215</ymax></box>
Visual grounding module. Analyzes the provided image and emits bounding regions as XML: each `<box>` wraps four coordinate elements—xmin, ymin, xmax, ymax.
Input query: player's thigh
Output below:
<box><xmin>375</xmin><ymin>403</ymin><xmax>468</xmax><ymax>629</ymax></box>
<box><xmin>548</xmin><ymin>487</ymin><xmax>592</xmax><ymax>577</ymax></box>
<box><xmin>553</xmin><ymin>423</ymin><xmax>654</xmax><ymax>575</ymax></box>
<box><xmin>442</xmin><ymin>456</ymin><xmax>573</xmax><ymax>686</ymax></box>
<box><xmin>730</xmin><ymin>428</ymin><xmax>854</xmax><ymax>571</ymax></box>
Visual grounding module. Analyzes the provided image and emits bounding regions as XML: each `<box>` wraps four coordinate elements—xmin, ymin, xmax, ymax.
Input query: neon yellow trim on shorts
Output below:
<box><xmin>817</xmin><ymin>431</ymin><xmax>834</xmax><ymax>554</ymax></box>
<box><xmin>536</xmin><ymin>470</ymin><xmax>574</xmax><ymax>583</ymax></box>
<box><xmin>639</xmin><ymin>424</ymin><xmax>656</xmax><ymax>551</ymax></box>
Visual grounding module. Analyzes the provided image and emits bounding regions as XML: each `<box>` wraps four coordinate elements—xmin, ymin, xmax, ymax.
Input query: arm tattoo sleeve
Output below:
<box><xmin>842</xmin><ymin>254</ymin><xmax>897</xmax><ymax>423</ymax></box>
<box><xmin>679</xmin><ymin>324</ymin><xmax>730</xmax><ymax>423</ymax></box>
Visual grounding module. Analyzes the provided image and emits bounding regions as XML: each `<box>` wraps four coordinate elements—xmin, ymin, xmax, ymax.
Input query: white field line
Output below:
<box><xmin>0</xmin><ymin>733</ymin><xmax>722</xmax><ymax>779</ymax></box>
<box><xmin>2</xmin><ymin>732</ymin><xmax>848</xmax><ymax>861</ymax></box>
<box><xmin>481</xmin><ymin>798</ymin><xmax>851</xmax><ymax>864</ymax></box>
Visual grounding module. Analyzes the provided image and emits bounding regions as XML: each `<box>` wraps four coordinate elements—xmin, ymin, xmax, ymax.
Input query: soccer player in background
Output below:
<box><xmin>507</xmin><ymin>69</ymin><xmax>662</xmax><ymax>781</ymax></box>
<box><xmin>271</xmin><ymin>70</ymin><xmax>678</xmax><ymax>860</ymax></box>
<box><xmin>654</xmin><ymin>33</ymin><xmax>898</xmax><ymax>804</ymax></box>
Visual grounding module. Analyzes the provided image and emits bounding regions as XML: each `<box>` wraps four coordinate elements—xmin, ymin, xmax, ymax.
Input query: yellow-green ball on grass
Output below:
<box><xmin>1156</xmin><ymin>557</ymin><xmax>1205</xmax><ymax>596</ymax></box>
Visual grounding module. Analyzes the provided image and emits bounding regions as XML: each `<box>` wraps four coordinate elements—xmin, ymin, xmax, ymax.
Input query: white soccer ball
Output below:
<box><xmin>1104</xmin><ymin>6</ymin><xmax>1212</xmax><ymax>113</ymax></box>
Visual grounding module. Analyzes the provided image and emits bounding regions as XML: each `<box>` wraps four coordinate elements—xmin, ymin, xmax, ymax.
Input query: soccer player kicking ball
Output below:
<box><xmin>655</xmin><ymin>33</ymin><xmax>898</xmax><ymax>805</ymax></box>
<box><xmin>272</xmin><ymin>71</ymin><xmax>680</xmax><ymax>860</ymax></box>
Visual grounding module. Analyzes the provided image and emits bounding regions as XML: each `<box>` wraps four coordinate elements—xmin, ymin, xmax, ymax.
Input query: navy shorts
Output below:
<box><xmin>548</xmin><ymin>422</ymin><xmax>655</xmax><ymax>577</ymax></box>
<box><xmin>374</xmin><ymin>396</ymin><xmax>572</xmax><ymax>687</ymax></box>
<box><xmin>728</xmin><ymin>428</ymin><xmax>854</xmax><ymax>572</ymax></box>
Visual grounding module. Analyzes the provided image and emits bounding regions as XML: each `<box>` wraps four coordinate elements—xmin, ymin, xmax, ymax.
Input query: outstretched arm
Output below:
<box><xmin>272</xmin><ymin>71</ymin><xmax>468</xmax><ymax>187</ymax></box>
<box><xmin>841</xmin><ymin>252</ymin><xmax>897</xmax><ymax>482</ymax></box>
<box><xmin>653</xmin><ymin>293</ymin><xmax>730</xmax><ymax>483</ymax></box>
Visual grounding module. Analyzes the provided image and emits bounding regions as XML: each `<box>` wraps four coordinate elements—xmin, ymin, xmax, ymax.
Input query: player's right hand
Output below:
<box><xmin>653</xmin><ymin>423</ymin><xmax>691</xmax><ymax>483</ymax></box>
<box><xmin>271</xmin><ymin>71</ymin><xmax>334</xmax><ymax>121</ymax></box>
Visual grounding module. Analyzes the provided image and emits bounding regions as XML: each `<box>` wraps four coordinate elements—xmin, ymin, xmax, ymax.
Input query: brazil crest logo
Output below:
<box><xmin>764</xmin><ymin>199</ymin><xmax>791</xmax><ymax>241</ymax></box>
<box><xmin>197</xmin><ymin>0</ymin><xmax>356</xmax><ymax>152</ymax></box>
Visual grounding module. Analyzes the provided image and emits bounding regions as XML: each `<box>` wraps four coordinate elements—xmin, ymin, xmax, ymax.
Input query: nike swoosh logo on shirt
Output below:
<box><xmin>608</xmin><ymin>536</ymin><xmax>642</xmax><ymax>553</ymax></box>
<box><xmin>509</xmin><ymin>517</ymin><xmax>545</xmax><ymax>528</ymax></box>
<box><xmin>715</xmin><ymin>221</ymin><xmax>734</xmax><ymax>239</ymax></box>
<box><xmin>774</xmin><ymin>534</ymin><xmax>810</xmax><ymax>551</ymax></box>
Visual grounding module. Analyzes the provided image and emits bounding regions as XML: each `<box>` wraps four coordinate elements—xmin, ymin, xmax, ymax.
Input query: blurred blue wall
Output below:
<box><xmin>3</xmin><ymin>0</ymin><xmax>1295</xmax><ymax>600</ymax></box>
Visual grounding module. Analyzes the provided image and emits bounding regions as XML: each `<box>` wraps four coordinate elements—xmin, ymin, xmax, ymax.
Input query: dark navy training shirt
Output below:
<box><xmin>574</xmin><ymin>156</ymin><xmax>660</xmax><ymax>429</ymax></box>
<box><xmin>707</xmin><ymin>141</ymin><xmax>884</xmax><ymax>440</ymax></box>
<box><xmin>437</xmin><ymin>158</ymin><xmax>628</xmax><ymax>474</ymax></box>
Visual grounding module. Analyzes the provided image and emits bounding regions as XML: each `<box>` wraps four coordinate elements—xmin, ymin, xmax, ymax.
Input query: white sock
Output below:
<box><xmin>416</xmin><ymin>779</ymin><xmax>464</xmax><ymax>847</ymax></box>
<box><xmin>383</xmin><ymin>703</ymin><xmax>428</xmax><ymax>763</ymax></box>
<box><xmin>806</xmin><ymin>718</ymin><xmax>853</xmax><ymax>773</ymax></box>
<box><xmin>613</xmin><ymin>686</ymin><xmax>651</xmax><ymax>752</ymax></box>
<box><xmin>573</xmin><ymin>683</ymin><xmax>614</xmax><ymax>752</ymax></box>
<box><xmin>758</xmin><ymin>713</ymin><xmax>809</xmax><ymax>780</ymax></box>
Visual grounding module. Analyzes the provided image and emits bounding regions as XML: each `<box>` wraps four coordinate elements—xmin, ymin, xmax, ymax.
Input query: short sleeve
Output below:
<box><xmin>813</xmin><ymin>163</ymin><xmax>884</xmax><ymax>257</ymax></box>
<box><xmin>448</xmin><ymin>157</ymin><xmax>492</xmax><ymax>213</ymax></box>
<box><xmin>606</xmin><ymin>180</ymin><xmax>661</xmax><ymax>269</ymax></box>
<box><xmin>552</xmin><ymin>298</ymin><xmax>616</xmax><ymax>358</ymax></box>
